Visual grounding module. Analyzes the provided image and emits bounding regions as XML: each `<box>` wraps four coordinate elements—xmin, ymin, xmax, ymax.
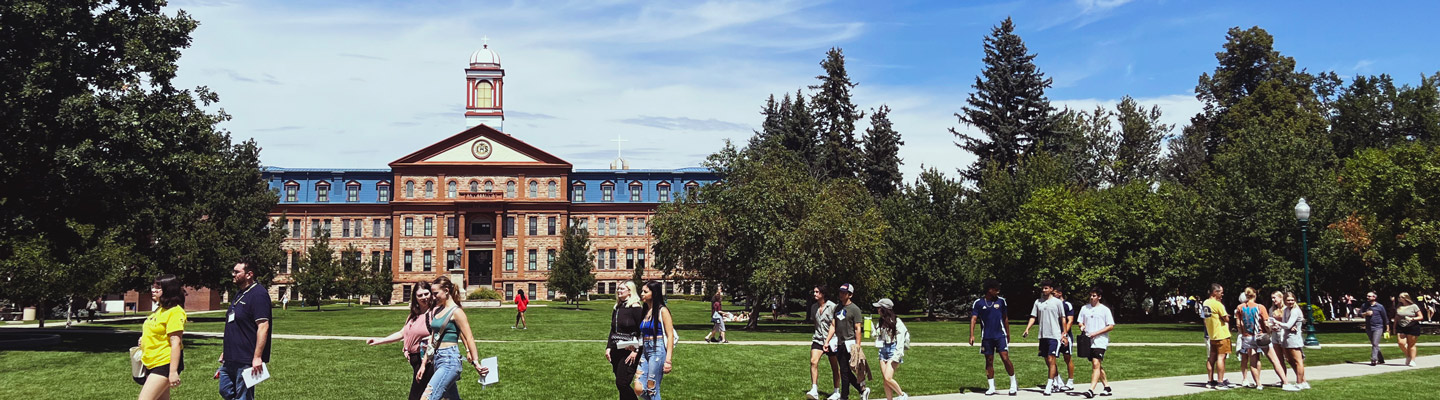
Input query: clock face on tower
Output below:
<box><xmin>471</xmin><ymin>139</ymin><xmax>493</xmax><ymax>160</ymax></box>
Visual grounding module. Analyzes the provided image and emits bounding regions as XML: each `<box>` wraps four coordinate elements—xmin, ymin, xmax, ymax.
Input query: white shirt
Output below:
<box><xmin>1079</xmin><ymin>303</ymin><xmax>1115</xmax><ymax>349</ymax></box>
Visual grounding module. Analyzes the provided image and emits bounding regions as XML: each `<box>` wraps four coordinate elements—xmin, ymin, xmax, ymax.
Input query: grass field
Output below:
<box><xmin>1158</xmin><ymin>367</ymin><xmax>1440</xmax><ymax>400</ymax></box>
<box><xmin>2</xmin><ymin>300</ymin><xmax>1431</xmax><ymax>399</ymax></box>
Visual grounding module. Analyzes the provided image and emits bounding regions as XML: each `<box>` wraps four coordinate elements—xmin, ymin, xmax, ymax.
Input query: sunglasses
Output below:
<box><xmin>416</xmin><ymin>293</ymin><xmax>432</xmax><ymax>298</ymax></box>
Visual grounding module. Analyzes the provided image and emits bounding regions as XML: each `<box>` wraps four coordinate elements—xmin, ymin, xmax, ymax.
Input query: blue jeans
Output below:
<box><xmin>636</xmin><ymin>337</ymin><xmax>668</xmax><ymax>400</ymax></box>
<box><xmin>218</xmin><ymin>362</ymin><xmax>255</xmax><ymax>400</ymax></box>
<box><xmin>425</xmin><ymin>346</ymin><xmax>463</xmax><ymax>400</ymax></box>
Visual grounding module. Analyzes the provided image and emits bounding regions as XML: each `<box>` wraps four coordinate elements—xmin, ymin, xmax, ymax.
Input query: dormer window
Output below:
<box><xmin>547</xmin><ymin>181</ymin><xmax>558</xmax><ymax>198</ymax></box>
<box><xmin>346</xmin><ymin>183</ymin><xmax>360</xmax><ymax>202</ymax></box>
<box><xmin>629</xmin><ymin>181</ymin><xmax>642</xmax><ymax>202</ymax></box>
<box><xmin>316</xmin><ymin>182</ymin><xmax>330</xmax><ymax>202</ymax></box>
<box><xmin>657</xmin><ymin>182</ymin><xmax>671</xmax><ymax>202</ymax></box>
<box><xmin>601</xmin><ymin>182</ymin><xmax>614</xmax><ymax>202</ymax></box>
<box><xmin>528</xmin><ymin>181</ymin><xmax>538</xmax><ymax>198</ymax></box>
<box><xmin>572</xmin><ymin>182</ymin><xmax>586</xmax><ymax>202</ymax></box>
<box><xmin>284</xmin><ymin>182</ymin><xmax>299</xmax><ymax>202</ymax></box>
<box><xmin>505</xmin><ymin>181</ymin><xmax>517</xmax><ymax>198</ymax></box>
<box><xmin>377</xmin><ymin>181</ymin><xmax>390</xmax><ymax>201</ymax></box>
<box><xmin>685</xmin><ymin>181</ymin><xmax>699</xmax><ymax>195</ymax></box>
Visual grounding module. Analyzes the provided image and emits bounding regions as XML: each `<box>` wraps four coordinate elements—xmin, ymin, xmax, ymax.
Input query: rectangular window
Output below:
<box><xmin>637</xmin><ymin>249</ymin><xmax>646</xmax><ymax>269</ymax></box>
<box><xmin>371</xmin><ymin>251</ymin><xmax>381</xmax><ymax>263</ymax></box>
<box><xmin>423</xmin><ymin>250</ymin><xmax>433</xmax><ymax>272</ymax></box>
<box><xmin>546</xmin><ymin>249</ymin><xmax>556</xmax><ymax>270</ymax></box>
<box><xmin>573</xmin><ymin>187</ymin><xmax>585</xmax><ymax>202</ymax></box>
<box><xmin>626</xmin><ymin>249</ymin><xmax>635</xmax><ymax>269</ymax></box>
<box><xmin>404</xmin><ymin>250</ymin><xmax>414</xmax><ymax>272</ymax></box>
<box><xmin>402</xmin><ymin>285</ymin><xmax>412</xmax><ymax>304</ymax></box>
<box><xmin>630</xmin><ymin>185</ymin><xmax>641</xmax><ymax>202</ymax></box>
<box><xmin>283</xmin><ymin>252</ymin><xmax>293</xmax><ymax>274</ymax></box>
<box><xmin>506</xmin><ymin>283</ymin><xmax>515</xmax><ymax>296</ymax></box>
<box><xmin>597</xmin><ymin>282</ymin><xmax>606</xmax><ymax>294</ymax></box>
<box><xmin>665</xmin><ymin>282</ymin><xmax>674</xmax><ymax>294</ymax></box>
<box><xmin>505</xmin><ymin>250</ymin><xmax>515</xmax><ymax>271</ymax></box>
<box><xmin>596</xmin><ymin>250</ymin><xmax>605</xmax><ymax>270</ymax></box>
<box><xmin>608</xmin><ymin>282</ymin><xmax>616</xmax><ymax>295</ymax></box>
<box><xmin>447</xmin><ymin>217</ymin><xmax>458</xmax><ymax>237</ymax></box>
<box><xmin>285</xmin><ymin>186</ymin><xmax>298</xmax><ymax>202</ymax></box>
<box><xmin>384</xmin><ymin>251</ymin><xmax>392</xmax><ymax>267</ymax></box>
<box><xmin>528</xmin><ymin>216</ymin><xmax>538</xmax><ymax>236</ymax></box>
<box><xmin>598</xmin><ymin>218</ymin><xmax>607</xmax><ymax>236</ymax></box>
<box><xmin>323</xmin><ymin>219</ymin><xmax>332</xmax><ymax>235</ymax></box>
<box><xmin>347</xmin><ymin>185</ymin><xmax>359</xmax><ymax>202</ymax></box>
<box><xmin>504</xmin><ymin>216</ymin><xmax>515</xmax><ymax>236</ymax></box>
<box><xmin>385</xmin><ymin>220</ymin><xmax>393</xmax><ymax>237</ymax></box>
<box><xmin>378</xmin><ymin>185</ymin><xmax>390</xmax><ymax>201</ymax></box>
<box><xmin>626</xmin><ymin>218</ymin><xmax>635</xmax><ymax>236</ymax></box>
<box><xmin>291</xmin><ymin>219</ymin><xmax>301</xmax><ymax>238</ymax></box>
<box><xmin>446</xmin><ymin>250</ymin><xmax>456</xmax><ymax>270</ymax></box>
<box><xmin>404</xmin><ymin>218</ymin><xmax>414</xmax><ymax>236</ymax></box>
<box><xmin>528</xmin><ymin>283</ymin><xmax>537</xmax><ymax>299</ymax></box>
<box><xmin>310</xmin><ymin>219</ymin><xmax>321</xmax><ymax>236</ymax></box>
<box><xmin>609</xmin><ymin>218</ymin><xmax>618</xmax><ymax>236</ymax></box>
<box><xmin>609</xmin><ymin>249</ymin><xmax>617</xmax><ymax>270</ymax></box>
<box><xmin>342</xmin><ymin>219</ymin><xmax>351</xmax><ymax>237</ymax></box>
<box><xmin>354</xmin><ymin>219</ymin><xmax>363</xmax><ymax>237</ymax></box>
<box><xmin>317</xmin><ymin>186</ymin><xmax>329</xmax><ymax>202</ymax></box>
<box><xmin>575</xmin><ymin>218</ymin><xmax>588</xmax><ymax>231</ymax></box>
<box><xmin>547</xmin><ymin>287</ymin><xmax>555</xmax><ymax>300</ymax></box>
<box><xmin>528</xmin><ymin>249</ymin><xmax>537</xmax><ymax>271</ymax></box>
<box><xmin>373</xmin><ymin>220</ymin><xmax>382</xmax><ymax>238</ymax></box>
<box><xmin>659</xmin><ymin>186</ymin><xmax>670</xmax><ymax>202</ymax></box>
<box><xmin>602</xmin><ymin>186</ymin><xmax>613</xmax><ymax>202</ymax></box>
<box><xmin>423</xmin><ymin>217</ymin><xmax>434</xmax><ymax>237</ymax></box>
<box><xmin>637</xmin><ymin>218</ymin><xmax>647</xmax><ymax>235</ymax></box>
<box><xmin>547</xmin><ymin>217</ymin><xmax>557</xmax><ymax>235</ymax></box>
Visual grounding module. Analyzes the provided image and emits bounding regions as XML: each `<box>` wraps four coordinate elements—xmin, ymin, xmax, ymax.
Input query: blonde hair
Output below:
<box><xmin>1270</xmin><ymin>290</ymin><xmax>1285</xmax><ymax>306</ymax></box>
<box><xmin>1244</xmin><ymin>287</ymin><xmax>1257</xmax><ymax>303</ymax></box>
<box><xmin>431</xmin><ymin>275</ymin><xmax>462</xmax><ymax>309</ymax></box>
<box><xmin>1399</xmin><ymin>292</ymin><xmax>1413</xmax><ymax>306</ymax></box>
<box><xmin>615</xmin><ymin>281</ymin><xmax>642</xmax><ymax>309</ymax></box>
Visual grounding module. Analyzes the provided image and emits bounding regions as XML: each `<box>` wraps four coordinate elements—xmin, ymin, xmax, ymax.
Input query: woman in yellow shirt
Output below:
<box><xmin>137</xmin><ymin>274</ymin><xmax>187</xmax><ymax>400</ymax></box>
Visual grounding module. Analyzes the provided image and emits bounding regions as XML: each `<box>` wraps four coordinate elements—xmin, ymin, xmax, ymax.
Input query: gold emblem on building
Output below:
<box><xmin>472</xmin><ymin>139</ymin><xmax>493</xmax><ymax>160</ymax></box>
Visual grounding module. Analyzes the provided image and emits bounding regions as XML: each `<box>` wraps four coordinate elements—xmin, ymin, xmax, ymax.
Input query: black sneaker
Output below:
<box><xmin>1101</xmin><ymin>387</ymin><xmax>1112</xmax><ymax>396</ymax></box>
<box><xmin>1083</xmin><ymin>390</ymin><xmax>1095</xmax><ymax>399</ymax></box>
<box><xmin>1205</xmin><ymin>381</ymin><xmax>1217</xmax><ymax>390</ymax></box>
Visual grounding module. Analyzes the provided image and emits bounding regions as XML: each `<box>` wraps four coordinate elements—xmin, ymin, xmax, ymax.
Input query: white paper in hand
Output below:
<box><xmin>242</xmin><ymin>363</ymin><xmax>271</xmax><ymax>387</ymax></box>
<box><xmin>477</xmin><ymin>357</ymin><xmax>498</xmax><ymax>386</ymax></box>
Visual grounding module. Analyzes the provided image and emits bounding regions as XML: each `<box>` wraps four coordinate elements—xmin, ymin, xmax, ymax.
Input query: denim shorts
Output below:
<box><xmin>878</xmin><ymin>342</ymin><xmax>903</xmax><ymax>363</ymax></box>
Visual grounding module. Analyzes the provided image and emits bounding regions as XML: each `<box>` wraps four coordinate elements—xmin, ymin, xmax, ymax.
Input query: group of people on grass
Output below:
<box><xmin>367</xmin><ymin>276</ymin><xmax>490</xmax><ymax>400</ymax></box>
<box><xmin>1198</xmin><ymin>284</ymin><xmax>1311</xmax><ymax>392</ymax></box>
<box><xmin>603</xmin><ymin>281</ymin><xmax>677</xmax><ymax>400</ymax></box>
<box><xmin>135</xmin><ymin>262</ymin><xmax>274</xmax><ymax>400</ymax></box>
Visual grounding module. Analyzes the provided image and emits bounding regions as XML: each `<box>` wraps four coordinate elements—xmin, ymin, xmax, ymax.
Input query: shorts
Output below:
<box><xmin>1238</xmin><ymin>335</ymin><xmax>1262</xmax><ymax>354</ymax></box>
<box><xmin>811</xmin><ymin>342</ymin><xmax>833</xmax><ymax>353</ymax></box>
<box><xmin>1085</xmin><ymin>348</ymin><xmax>1106</xmax><ymax>361</ymax></box>
<box><xmin>981</xmin><ymin>337</ymin><xmax>1009</xmax><ymax>356</ymax></box>
<box><xmin>878</xmin><ymin>342</ymin><xmax>903</xmax><ymax>363</ymax></box>
<box><xmin>714</xmin><ymin>321</ymin><xmax>726</xmax><ymax>332</ymax></box>
<box><xmin>1399</xmin><ymin>323</ymin><xmax>1422</xmax><ymax>337</ymax></box>
<box><xmin>1058</xmin><ymin>334</ymin><xmax>1075</xmax><ymax>355</ymax></box>
<box><xmin>1038</xmin><ymin>338</ymin><xmax>1060</xmax><ymax>357</ymax></box>
<box><xmin>1283</xmin><ymin>332</ymin><xmax>1305</xmax><ymax>349</ymax></box>
<box><xmin>1209</xmin><ymin>338</ymin><xmax>1233</xmax><ymax>355</ymax></box>
<box><xmin>133</xmin><ymin>364</ymin><xmax>184</xmax><ymax>385</ymax></box>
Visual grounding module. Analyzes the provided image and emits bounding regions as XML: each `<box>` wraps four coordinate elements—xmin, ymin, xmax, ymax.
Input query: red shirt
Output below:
<box><xmin>712</xmin><ymin>301</ymin><xmax>721</xmax><ymax>312</ymax></box>
<box><xmin>515</xmin><ymin>293</ymin><xmax>529</xmax><ymax>312</ymax></box>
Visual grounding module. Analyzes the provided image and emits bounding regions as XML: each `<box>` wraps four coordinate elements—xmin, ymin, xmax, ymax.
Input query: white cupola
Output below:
<box><xmin>464</xmin><ymin>37</ymin><xmax>505</xmax><ymax>131</ymax></box>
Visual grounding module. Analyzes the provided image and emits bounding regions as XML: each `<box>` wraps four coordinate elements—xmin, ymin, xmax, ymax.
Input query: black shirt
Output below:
<box><xmin>223</xmin><ymin>283</ymin><xmax>272</xmax><ymax>364</ymax></box>
<box><xmin>608</xmin><ymin>306</ymin><xmax>645</xmax><ymax>350</ymax></box>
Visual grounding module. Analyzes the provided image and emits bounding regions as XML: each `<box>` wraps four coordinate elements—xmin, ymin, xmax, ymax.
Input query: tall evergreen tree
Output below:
<box><xmin>810</xmin><ymin>48</ymin><xmax>865</xmax><ymax>181</ymax></box>
<box><xmin>748</xmin><ymin>94</ymin><xmax>783</xmax><ymax>151</ymax></box>
<box><xmin>953</xmin><ymin>17</ymin><xmax>1060</xmax><ymax>182</ymax></box>
<box><xmin>780</xmin><ymin>90</ymin><xmax>821</xmax><ymax>172</ymax></box>
<box><xmin>548</xmin><ymin>221</ymin><xmax>597</xmax><ymax>308</ymax></box>
<box><xmin>861</xmin><ymin>105</ymin><xmax>905</xmax><ymax>197</ymax></box>
<box><xmin>1162</xmin><ymin>123</ymin><xmax>1209</xmax><ymax>186</ymax></box>
<box><xmin>293</xmin><ymin>231</ymin><xmax>340</xmax><ymax>310</ymax></box>
<box><xmin>1109</xmin><ymin>96</ymin><xmax>1172</xmax><ymax>185</ymax></box>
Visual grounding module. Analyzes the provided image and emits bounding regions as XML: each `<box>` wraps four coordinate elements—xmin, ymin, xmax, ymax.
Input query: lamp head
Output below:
<box><xmin>1295</xmin><ymin>198</ymin><xmax>1311</xmax><ymax>222</ymax></box>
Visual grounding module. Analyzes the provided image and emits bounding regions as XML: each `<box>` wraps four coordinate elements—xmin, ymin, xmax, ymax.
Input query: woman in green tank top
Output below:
<box><xmin>417</xmin><ymin>276</ymin><xmax>489</xmax><ymax>399</ymax></box>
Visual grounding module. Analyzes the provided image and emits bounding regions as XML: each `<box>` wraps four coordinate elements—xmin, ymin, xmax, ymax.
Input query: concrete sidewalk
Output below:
<box><xmin>910</xmin><ymin>355</ymin><xmax>1440</xmax><ymax>399</ymax></box>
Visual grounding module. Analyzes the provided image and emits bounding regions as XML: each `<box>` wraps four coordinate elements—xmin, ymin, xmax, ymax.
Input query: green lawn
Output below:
<box><xmin>85</xmin><ymin>300</ymin><xmax>1388</xmax><ymax>345</ymax></box>
<box><xmin>2</xmin><ymin>319</ymin><xmax>1433</xmax><ymax>399</ymax></box>
<box><xmin>1158</xmin><ymin>367</ymin><xmax>1440</xmax><ymax>400</ymax></box>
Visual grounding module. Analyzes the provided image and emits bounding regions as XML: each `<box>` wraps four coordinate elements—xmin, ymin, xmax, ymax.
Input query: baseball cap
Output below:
<box><xmin>838</xmin><ymin>283</ymin><xmax>855</xmax><ymax>294</ymax></box>
<box><xmin>872</xmin><ymin>298</ymin><xmax>894</xmax><ymax>309</ymax></box>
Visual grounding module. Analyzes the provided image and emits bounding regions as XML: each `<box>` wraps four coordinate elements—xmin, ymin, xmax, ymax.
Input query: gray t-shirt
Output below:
<box><xmin>1030</xmin><ymin>297</ymin><xmax>1064</xmax><ymax>340</ymax></box>
<box><xmin>812</xmin><ymin>300</ymin><xmax>837</xmax><ymax>344</ymax></box>
<box><xmin>835</xmin><ymin>302</ymin><xmax>863</xmax><ymax>342</ymax></box>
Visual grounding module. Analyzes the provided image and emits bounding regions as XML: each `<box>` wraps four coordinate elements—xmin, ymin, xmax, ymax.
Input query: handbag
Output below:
<box><xmin>129</xmin><ymin>346</ymin><xmax>146</xmax><ymax>380</ymax></box>
<box><xmin>1255</xmin><ymin>334</ymin><xmax>1272</xmax><ymax>347</ymax></box>
<box><xmin>610</xmin><ymin>309</ymin><xmax>639</xmax><ymax>350</ymax></box>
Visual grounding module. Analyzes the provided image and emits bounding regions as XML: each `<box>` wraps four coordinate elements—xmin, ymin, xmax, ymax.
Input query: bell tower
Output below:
<box><xmin>465</xmin><ymin>37</ymin><xmax>504</xmax><ymax>131</ymax></box>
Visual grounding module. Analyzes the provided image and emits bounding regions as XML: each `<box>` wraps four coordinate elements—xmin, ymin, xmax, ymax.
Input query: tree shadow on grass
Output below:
<box><xmin>0</xmin><ymin>329</ymin><xmax>219</xmax><ymax>353</ymax></box>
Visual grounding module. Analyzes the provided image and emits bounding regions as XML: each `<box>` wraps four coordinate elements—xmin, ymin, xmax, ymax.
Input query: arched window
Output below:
<box><xmin>424</xmin><ymin>181</ymin><xmax>435</xmax><ymax>198</ymax></box>
<box><xmin>547</xmin><ymin>181</ymin><xmax>558</xmax><ymax>198</ymax></box>
<box><xmin>484</xmin><ymin>180</ymin><xmax>494</xmax><ymax>192</ymax></box>
<box><xmin>405</xmin><ymin>180</ymin><xmax>415</xmax><ymax>198</ymax></box>
<box><xmin>527</xmin><ymin>181</ymin><xmax>538</xmax><ymax>198</ymax></box>
<box><xmin>475</xmin><ymin>81</ymin><xmax>494</xmax><ymax>108</ymax></box>
<box><xmin>505</xmin><ymin>181</ymin><xmax>517</xmax><ymax>198</ymax></box>
<box><xmin>469</xmin><ymin>180</ymin><xmax>479</xmax><ymax>192</ymax></box>
<box><xmin>447</xmin><ymin>181</ymin><xmax>457</xmax><ymax>198</ymax></box>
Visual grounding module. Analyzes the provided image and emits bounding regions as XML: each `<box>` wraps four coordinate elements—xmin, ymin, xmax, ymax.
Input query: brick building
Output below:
<box><xmin>262</xmin><ymin>43</ymin><xmax>716</xmax><ymax>303</ymax></box>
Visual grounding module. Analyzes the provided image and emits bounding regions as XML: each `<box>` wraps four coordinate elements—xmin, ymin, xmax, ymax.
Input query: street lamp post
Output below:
<box><xmin>1296</xmin><ymin>198</ymin><xmax>1321</xmax><ymax>349</ymax></box>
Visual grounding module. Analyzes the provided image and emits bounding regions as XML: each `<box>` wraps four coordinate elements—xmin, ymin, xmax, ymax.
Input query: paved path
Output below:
<box><xmin>909</xmin><ymin>355</ymin><xmax>1440</xmax><ymax>399</ymax></box>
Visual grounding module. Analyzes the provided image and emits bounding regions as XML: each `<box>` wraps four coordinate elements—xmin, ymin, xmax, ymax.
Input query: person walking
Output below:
<box><xmin>1202</xmin><ymin>283</ymin><xmax>1232</xmax><ymax>390</ymax></box>
<box><xmin>1274</xmin><ymin>291</ymin><xmax>1308</xmax><ymax>390</ymax></box>
<box><xmin>807</xmin><ymin>286</ymin><xmax>841</xmax><ymax>400</ymax></box>
<box><xmin>419</xmin><ymin>276</ymin><xmax>488</xmax><ymax>400</ymax></box>
<box><xmin>1077</xmin><ymin>288</ymin><xmax>1114</xmax><ymax>399</ymax></box>
<box><xmin>826</xmin><ymin>283</ymin><xmax>870</xmax><ymax>400</ymax></box>
<box><xmin>969</xmin><ymin>279</ymin><xmax>1017</xmax><ymax>396</ymax></box>
<box><xmin>632</xmin><ymin>281</ymin><xmax>677</xmax><ymax>400</ymax></box>
<box><xmin>872</xmin><ymin>299</ymin><xmax>909</xmax><ymax>400</ymax></box>
<box><xmin>367</xmin><ymin>283</ymin><xmax>438</xmax><ymax>400</ymax></box>
<box><xmin>1361</xmin><ymin>291</ymin><xmax>1389</xmax><ymax>365</ymax></box>
<box><xmin>1022</xmin><ymin>279</ymin><xmax>1064</xmax><ymax>396</ymax></box>
<box><xmin>513</xmin><ymin>288</ymin><xmax>528</xmax><ymax>329</ymax></box>
<box><xmin>1395</xmin><ymin>292</ymin><xmax>1423</xmax><ymax>367</ymax></box>
<box><xmin>1052</xmin><ymin>287</ymin><xmax>1077</xmax><ymax>392</ymax></box>
<box><xmin>137</xmin><ymin>275</ymin><xmax>187</xmax><ymax>400</ymax></box>
<box><xmin>607</xmin><ymin>281</ymin><xmax>645</xmax><ymax>400</ymax></box>
<box><xmin>218</xmin><ymin>261</ymin><xmax>272</xmax><ymax>400</ymax></box>
<box><xmin>705</xmin><ymin>292</ymin><xmax>727</xmax><ymax>344</ymax></box>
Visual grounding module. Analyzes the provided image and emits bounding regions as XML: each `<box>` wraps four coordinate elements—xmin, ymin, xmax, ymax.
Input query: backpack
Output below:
<box><xmin>1197</xmin><ymin>301</ymin><xmax>1212</xmax><ymax>320</ymax></box>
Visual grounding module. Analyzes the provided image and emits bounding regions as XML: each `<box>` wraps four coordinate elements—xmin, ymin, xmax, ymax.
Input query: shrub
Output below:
<box><xmin>467</xmin><ymin>288</ymin><xmax>502</xmax><ymax>300</ymax></box>
<box><xmin>1299</xmin><ymin>303</ymin><xmax>1327</xmax><ymax>323</ymax></box>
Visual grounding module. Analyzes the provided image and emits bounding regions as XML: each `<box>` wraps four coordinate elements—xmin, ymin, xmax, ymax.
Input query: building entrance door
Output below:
<box><xmin>467</xmin><ymin>250</ymin><xmax>493</xmax><ymax>289</ymax></box>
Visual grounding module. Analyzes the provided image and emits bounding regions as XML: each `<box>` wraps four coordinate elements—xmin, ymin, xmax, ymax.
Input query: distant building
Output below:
<box><xmin>262</xmin><ymin>43</ymin><xmax>716</xmax><ymax>302</ymax></box>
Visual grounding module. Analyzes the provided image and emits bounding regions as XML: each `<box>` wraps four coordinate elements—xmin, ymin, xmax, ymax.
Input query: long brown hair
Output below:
<box><xmin>878</xmin><ymin>306</ymin><xmax>897</xmax><ymax>334</ymax></box>
<box><xmin>409</xmin><ymin>282</ymin><xmax>434</xmax><ymax>322</ymax></box>
<box><xmin>431</xmin><ymin>275</ymin><xmax>462</xmax><ymax>309</ymax></box>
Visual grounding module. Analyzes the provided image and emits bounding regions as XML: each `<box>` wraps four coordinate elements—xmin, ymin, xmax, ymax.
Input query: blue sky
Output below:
<box><xmin>167</xmin><ymin>0</ymin><xmax>1440</xmax><ymax>179</ymax></box>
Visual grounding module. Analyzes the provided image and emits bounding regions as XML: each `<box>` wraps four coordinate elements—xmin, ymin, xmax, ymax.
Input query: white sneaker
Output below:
<box><xmin>1254</xmin><ymin>383</ymin><xmax>1262</xmax><ymax>391</ymax></box>
<box><xmin>1008</xmin><ymin>387</ymin><xmax>1018</xmax><ymax>396</ymax></box>
<box><xmin>826</xmin><ymin>392</ymin><xmax>841</xmax><ymax>400</ymax></box>
<box><xmin>806</xmin><ymin>389</ymin><xmax>819</xmax><ymax>399</ymax></box>
<box><xmin>1043</xmin><ymin>386</ymin><xmax>1053</xmax><ymax>396</ymax></box>
<box><xmin>1282</xmin><ymin>384</ymin><xmax>1300</xmax><ymax>392</ymax></box>
<box><xmin>985</xmin><ymin>387</ymin><xmax>997</xmax><ymax>396</ymax></box>
<box><xmin>898</xmin><ymin>393</ymin><xmax>909</xmax><ymax>400</ymax></box>
<box><xmin>860</xmin><ymin>386</ymin><xmax>871</xmax><ymax>400</ymax></box>
<box><xmin>1298</xmin><ymin>382</ymin><xmax>1311</xmax><ymax>390</ymax></box>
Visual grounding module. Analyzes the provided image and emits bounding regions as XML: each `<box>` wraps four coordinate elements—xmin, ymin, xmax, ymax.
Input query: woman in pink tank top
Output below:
<box><xmin>367</xmin><ymin>282</ymin><xmax>437</xmax><ymax>400</ymax></box>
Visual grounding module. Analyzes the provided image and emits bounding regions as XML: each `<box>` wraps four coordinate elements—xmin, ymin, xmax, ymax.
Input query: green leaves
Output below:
<box><xmin>548</xmin><ymin>222</ymin><xmax>597</xmax><ymax>307</ymax></box>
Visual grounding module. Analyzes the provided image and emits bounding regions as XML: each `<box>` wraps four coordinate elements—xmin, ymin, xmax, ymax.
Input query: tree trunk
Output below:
<box><xmin>37</xmin><ymin>300</ymin><xmax>46</xmax><ymax>328</ymax></box>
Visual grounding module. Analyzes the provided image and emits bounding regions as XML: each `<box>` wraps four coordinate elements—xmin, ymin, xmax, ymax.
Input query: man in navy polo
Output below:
<box><xmin>217</xmin><ymin>261</ymin><xmax>272</xmax><ymax>400</ymax></box>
